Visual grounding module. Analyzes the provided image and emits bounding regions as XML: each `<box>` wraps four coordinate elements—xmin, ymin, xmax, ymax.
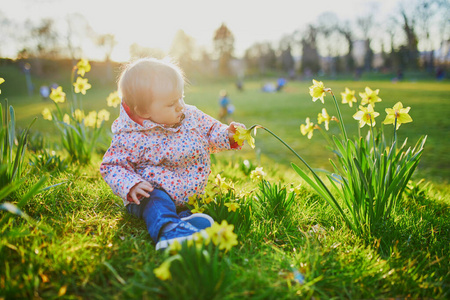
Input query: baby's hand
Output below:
<box><xmin>128</xmin><ymin>181</ymin><xmax>154</xmax><ymax>205</ymax></box>
<box><xmin>228</xmin><ymin>122</ymin><xmax>246</xmax><ymax>140</ymax></box>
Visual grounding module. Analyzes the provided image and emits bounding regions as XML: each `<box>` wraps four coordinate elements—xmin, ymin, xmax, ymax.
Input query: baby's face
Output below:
<box><xmin>144</xmin><ymin>86</ymin><xmax>185</xmax><ymax>126</ymax></box>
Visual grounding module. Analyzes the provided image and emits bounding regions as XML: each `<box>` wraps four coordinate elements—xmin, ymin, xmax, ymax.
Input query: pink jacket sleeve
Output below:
<box><xmin>193</xmin><ymin>107</ymin><xmax>238</xmax><ymax>153</ymax></box>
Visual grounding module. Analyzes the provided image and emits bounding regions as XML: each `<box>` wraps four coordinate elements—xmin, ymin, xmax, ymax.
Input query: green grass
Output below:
<box><xmin>1</xmin><ymin>157</ymin><xmax>449</xmax><ymax>299</ymax></box>
<box><xmin>1</xmin><ymin>65</ymin><xmax>449</xmax><ymax>298</ymax></box>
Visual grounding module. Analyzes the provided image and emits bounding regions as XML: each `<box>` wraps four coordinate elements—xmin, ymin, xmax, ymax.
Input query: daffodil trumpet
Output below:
<box><xmin>383</xmin><ymin>101</ymin><xmax>413</xmax><ymax>146</ymax></box>
<box><xmin>232</xmin><ymin>125</ymin><xmax>262</xmax><ymax>148</ymax></box>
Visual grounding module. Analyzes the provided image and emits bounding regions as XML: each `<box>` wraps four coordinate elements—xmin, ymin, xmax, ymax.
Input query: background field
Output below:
<box><xmin>2</xmin><ymin>63</ymin><xmax>449</xmax><ymax>184</ymax></box>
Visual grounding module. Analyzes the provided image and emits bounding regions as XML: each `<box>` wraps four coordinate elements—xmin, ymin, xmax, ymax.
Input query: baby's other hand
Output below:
<box><xmin>128</xmin><ymin>181</ymin><xmax>154</xmax><ymax>205</ymax></box>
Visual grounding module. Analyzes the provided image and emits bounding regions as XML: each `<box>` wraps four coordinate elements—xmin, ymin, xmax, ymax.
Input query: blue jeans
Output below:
<box><xmin>126</xmin><ymin>189</ymin><xmax>191</xmax><ymax>243</ymax></box>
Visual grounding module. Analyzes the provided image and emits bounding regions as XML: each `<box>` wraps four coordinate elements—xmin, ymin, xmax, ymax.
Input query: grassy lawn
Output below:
<box><xmin>1</xmin><ymin>158</ymin><xmax>449</xmax><ymax>299</ymax></box>
<box><xmin>1</xmin><ymin>64</ymin><xmax>449</xmax><ymax>298</ymax></box>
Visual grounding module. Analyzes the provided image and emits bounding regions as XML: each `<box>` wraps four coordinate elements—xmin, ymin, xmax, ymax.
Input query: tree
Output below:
<box><xmin>198</xmin><ymin>49</ymin><xmax>213</xmax><ymax>75</ymax></box>
<box><xmin>384</xmin><ymin>18</ymin><xmax>401</xmax><ymax>70</ymax></box>
<box><xmin>415</xmin><ymin>0</ymin><xmax>441</xmax><ymax>71</ymax></box>
<box><xmin>356</xmin><ymin>13</ymin><xmax>375</xmax><ymax>71</ymax></box>
<box><xmin>95</xmin><ymin>33</ymin><xmax>117</xmax><ymax>62</ymax></box>
<box><xmin>391</xmin><ymin>3</ymin><xmax>420</xmax><ymax>70</ymax></box>
<box><xmin>32</xmin><ymin>18</ymin><xmax>60</xmax><ymax>59</ymax></box>
<box><xmin>65</xmin><ymin>13</ymin><xmax>92</xmax><ymax>61</ymax></box>
<box><xmin>244</xmin><ymin>42</ymin><xmax>276</xmax><ymax>75</ymax></box>
<box><xmin>278</xmin><ymin>35</ymin><xmax>295</xmax><ymax>75</ymax></box>
<box><xmin>129</xmin><ymin>43</ymin><xmax>165</xmax><ymax>60</ymax></box>
<box><xmin>401</xmin><ymin>9</ymin><xmax>420</xmax><ymax>69</ymax></box>
<box><xmin>337</xmin><ymin>21</ymin><xmax>356</xmax><ymax>73</ymax></box>
<box><xmin>299</xmin><ymin>25</ymin><xmax>320</xmax><ymax>75</ymax></box>
<box><xmin>0</xmin><ymin>11</ymin><xmax>12</xmax><ymax>57</ymax></box>
<box><xmin>213</xmin><ymin>23</ymin><xmax>235</xmax><ymax>75</ymax></box>
<box><xmin>436</xmin><ymin>0</ymin><xmax>450</xmax><ymax>60</ymax></box>
<box><xmin>169</xmin><ymin>29</ymin><xmax>196</xmax><ymax>73</ymax></box>
<box><xmin>316</xmin><ymin>12</ymin><xmax>342</xmax><ymax>75</ymax></box>
<box><xmin>95</xmin><ymin>33</ymin><xmax>117</xmax><ymax>81</ymax></box>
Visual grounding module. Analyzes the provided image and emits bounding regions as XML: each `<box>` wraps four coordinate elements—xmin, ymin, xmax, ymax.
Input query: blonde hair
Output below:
<box><xmin>219</xmin><ymin>89</ymin><xmax>227</xmax><ymax>97</ymax></box>
<box><xmin>118</xmin><ymin>57</ymin><xmax>185</xmax><ymax>116</ymax></box>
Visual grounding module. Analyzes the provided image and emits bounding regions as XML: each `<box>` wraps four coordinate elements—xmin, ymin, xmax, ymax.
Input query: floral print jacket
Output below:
<box><xmin>100</xmin><ymin>103</ymin><xmax>238</xmax><ymax>206</ymax></box>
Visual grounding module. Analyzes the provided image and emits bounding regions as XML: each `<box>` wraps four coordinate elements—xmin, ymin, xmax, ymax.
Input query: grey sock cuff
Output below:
<box><xmin>161</xmin><ymin>222</ymin><xmax>178</xmax><ymax>233</ymax></box>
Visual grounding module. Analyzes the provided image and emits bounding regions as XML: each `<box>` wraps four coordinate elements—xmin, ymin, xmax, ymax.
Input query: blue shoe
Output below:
<box><xmin>155</xmin><ymin>221</ymin><xmax>201</xmax><ymax>251</ymax></box>
<box><xmin>181</xmin><ymin>213</ymin><xmax>214</xmax><ymax>230</ymax></box>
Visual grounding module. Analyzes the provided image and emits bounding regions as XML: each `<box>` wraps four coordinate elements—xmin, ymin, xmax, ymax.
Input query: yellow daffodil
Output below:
<box><xmin>250</xmin><ymin>167</ymin><xmax>266</xmax><ymax>182</ymax></box>
<box><xmin>317</xmin><ymin>108</ymin><xmax>332</xmax><ymax>131</ymax></box>
<box><xmin>309</xmin><ymin>79</ymin><xmax>330</xmax><ymax>104</ymax></box>
<box><xmin>383</xmin><ymin>102</ymin><xmax>413</xmax><ymax>130</ymax></box>
<box><xmin>153</xmin><ymin>260</ymin><xmax>172</xmax><ymax>281</ymax></box>
<box><xmin>192</xmin><ymin>231</ymin><xmax>209</xmax><ymax>247</ymax></box>
<box><xmin>168</xmin><ymin>240</ymin><xmax>182</xmax><ymax>254</ymax></box>
<box><xmin>191</xmin><ymin>202</ymin><xmax>205</xmax><ymax>214</ymax></box>
<box><xmin>353</xmin><ymin>104</ymin><xmax>379</xmax><ymax>128</ymax></box>
<box><xmin>50</xmin><ymin>86</ymin><xmax>66</xmax><ymax>103</ymax></box>
<box><xmin>359</xmin><ymin>87</ymin><xmax>381</xmax><ymax>107</ymax></box>
<box><xmin>84</xmin><ymin>111</ymin><xmax>97</xmax><ymax>128</ymax></box>
<box><xmin>107</xmin><ymin>91</ymin><xmax>121</xmax><ymax>108</ymax></box>
<box><xmin>204</xmin><ymin>196</ymin><xmax>213</xmax><ymax>204</ymax></box>
<box><xmin>289</xmin><ymin>184</ymin><xmax>302</xmax><ymax>194</ymax></box>
<box><xmin>97</xmin><ymin>109</ymin><xmax>110</xmax><ymax>122</ymax></box>
<box><xmin>215</xmin><ymin>174</ymin><xmax>224</xmax><ymax>186</ymax></box>
<box><xmin>300</xmin><ymin>117</ymin><xmax>315</xmax><ymax>139</ymax></box>
<box><xmin>73</xmin><ymin>109</ymin><xmax>85</xmax><ymax>122</ymax></box>
<box><xmin>76</xmin><ymin>59</ymin><xmax>91</xmax><ymax>77</ymax></box>
<box><xmin>63</xmin><ymin>114</ymin><xmax>70</xmax><ymax>124</ymax></box>
<box><xmin>205</xmin><ymin>222</ymin><xmax>221</xmax><ymax>246</ymax></box>
<box><xmin>233</xmin><ymin>126</ymin><xmax>255</xmax><ymax>148</ymax></box>
<box><xmin>220</xmin><ymin>230</ymin><xmax>238</xmax><ymax>251</ymax></box>
<box><xmin>205</xmin><ymin>220</ymin><xmax>238</xmax><ymax>252</ymax></box>
<box><xmin>217</xmin><ymin>220</ymin><xmax>238</xmax><ymax>252</ymax></box>
<box><xmin>341</xmin><ymin>87</ymin><xmax>357</xmax><ymax>107</ymax></box>
<box><xmin>215</xmin><ymin>174</ymin><xmax>234</xmax><ymax>191</ymax></box>
<box><xmin>73</xmin><ymin>77</ymin><xmax>92</xmax><ymax>95</ymax></box>
<box><xmin>187</xmin><ymin>195</ymin><xmax>198</xmax><ymax>206</ymax></box>
<box><xmin>0</xmin><ymin>77</ymin><xmax>4</xmax><ymax>94</ymax></box>
<box><xmin>42</xmin><ymin>108</ymin><xmax>52</xmax><ymax>121</ymax></box>
<box><xmin>186</xmin><ymin>232</ymin><xmax>206</xmax><ymax>248</ymax></box>
<box><xmin>224</xmin><ymin>202</ymin><xmax>240</xmax><ymax>212</ymax></box>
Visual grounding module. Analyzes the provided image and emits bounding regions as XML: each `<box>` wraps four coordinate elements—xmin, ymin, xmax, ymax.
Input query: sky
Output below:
<box><xmin>0</xmin><ymin>0</ymin><xmax>409</xmax><ymax>62</ymax></box>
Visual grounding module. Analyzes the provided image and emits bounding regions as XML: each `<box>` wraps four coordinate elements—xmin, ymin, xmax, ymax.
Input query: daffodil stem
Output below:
<box><xmin>370</xmin><ymin>121</ymin><xmax>377</xmax><ymax>155</ymax></box>
<box><xmin>330</xmin><ymin>92</ymin><xmax>348</xmax><ymax>142</ymax></box>
<box><xmin>356</xmin><ymin>108</ymin><xmax>361</xmax><ymax>138</ymax></box>
<box><xmin>393</xmin><ymin>117</ymin><xmax>398</xmax><ymax>148</ymax></box>
<box><xmin>257</xmin><ymin>126</ymin><xmax>308</xmax><ymax>167</ymax></box>
<box><xmin>257</xmin><ymin>126</ymin><xmax>330</xmax><ymax>190</ymax></box>
<box><xmin>318</xmin><ymin>127</ymin><xmax>333</xmax><ymax>146</ymax></box>
<box><xmin>253</xmin><ymin>124</ymin><xmax>353</xmax><ymax>233</ymax></box>
<box><xmin>71</xmin><ymin>66</ymin><xmax>81</xmax><ymax>111</ymax></box>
